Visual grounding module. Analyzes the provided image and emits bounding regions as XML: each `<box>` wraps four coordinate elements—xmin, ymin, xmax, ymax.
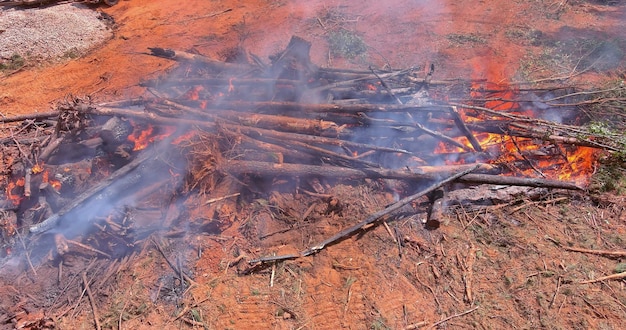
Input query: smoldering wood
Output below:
<box><xmin>449</xmin><ymin>106</ymin><xmax>483</xmax><ymax>152</ymax></box>
<box><xmin>369</xmin><ymin>66</ymin><xmax>404</xmax><ymax>105</ymax></box>
<box><xmin>421</xmin><ymin>118</ymin><xmax>614</xmax><ymax>151</ymax></box>
<box><xmin>464</xmin><ymin>123</ymin><xmax>615</xmax><ymax>150</ymax></box>
<box><xmin>29</xmin><ymin>149</ymin><xmax>157</xmax><ymax>234</ymax></box>
<box><xmin>100</xmin><ymin>116</ymin><xmax>133</xmax><ymax>145</ymax></box>
<box><xmin>410</xmin><ymin>121</ymin><xmax>472</xmax><ymax>152</ymax></box>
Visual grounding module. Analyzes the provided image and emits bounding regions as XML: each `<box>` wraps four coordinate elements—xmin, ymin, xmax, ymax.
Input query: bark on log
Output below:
<box><xmin>220</xmin><ymin>160</ymin><xmax>581</xmax><ymax>190</ymax></box>
<box><xmin>162</xmin><ymin>99</ymin><xmax>346</xmax><ymax>136</ymax></box>
<box><xmin>0</xmin><ymin>111</ymin><xmax>58</xmax><ymax>123</ymax></box>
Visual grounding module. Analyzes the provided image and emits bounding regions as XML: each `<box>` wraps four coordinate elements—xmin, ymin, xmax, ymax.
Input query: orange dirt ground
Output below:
<box><xmin>1</xmin><ymin>0</ymin><xmax>626</xmax><ymax>329</ymax></box>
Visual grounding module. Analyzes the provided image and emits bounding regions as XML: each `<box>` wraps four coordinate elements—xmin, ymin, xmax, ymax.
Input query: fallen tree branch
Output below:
<box><xmin>0</xmin><ymin>111</ymin><xmax>58</xmax><ymax>123</ymax></box>
<box><xmin>222</xmin><ymin>160</ymin><xmax>582</xmax><ymax>190</ymax></box>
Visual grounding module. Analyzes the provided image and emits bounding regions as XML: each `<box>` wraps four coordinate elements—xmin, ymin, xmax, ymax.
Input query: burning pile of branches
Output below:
<box><xmin>0</xmin><ymin>36</ymin><xmax>619</xmax><ymax>265</ymax></box>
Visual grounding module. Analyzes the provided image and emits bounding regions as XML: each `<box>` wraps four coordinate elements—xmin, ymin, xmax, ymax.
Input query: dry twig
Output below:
<box><xmin>578</xmin><ymin>271</ymin><xmax>626</xmax><ymax>284</ymax></box>
<box><xmin>82</xmin><ymin>272</ymin><xmax>101</xmax><ymax>330</ymax></box>
<box><xmin>562</xmin><ymin>246</ymin><xmax>626</xmax><ymax>258</ymax></box>
<box><xmin>428</xmin><ymin>306</ymin><xmax>479</xmax><ymax>329</ymax></box>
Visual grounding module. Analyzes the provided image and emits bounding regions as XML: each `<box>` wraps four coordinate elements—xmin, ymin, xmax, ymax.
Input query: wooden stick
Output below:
<box><xmin>162</xmin><ymin>99</ymin><xmax>345</xmax><ymax>136</ymax></box>
<box><xmin>223</xmin><ymin>160</ymin><xmax>486</xmax><ymax>178</ymax></box>
<box><xmin>404</xmin><ymin>321</ymin><xmax>429</xmax><ymax>330</ymax></box>
<box><xmin>412</xmin><ymin>121</ymin><xmax>472</xmax><ymax>152</ymax></box>
<box><xmin>370</xmin><ymin>66</ymin><xmax>403</xmax><ymax>105</ymax></box>
<box><xmin>180</xmin><ymin>8</ymin><xmax>233</xmax><ymax>22</ymax></box>
<box><xmin>264</xmin><ymin>137</ymin><xmax>382</xmax><ymax>168</ymax></box>
<box><xmin>306</xmin><ymin>67</ymin><xmax>417</xmax><ymax>94</ymax></box>
<box><xmin>458</xmin><ymin>173</ymin><xmax>582</xmax><ymax>190</ymax></box>
<box><xmin>449</xmin><ymin>106</ymin><xmax>483</xmax><ymax>152</ymax></box>
<box><xmin>39</xmin><ymin>136</ymin><xmax>65</xmax><ymax>161</ymax></box>
<box><xmin>204</xmin><ymin>193</ymin><xmax>241</xmax><ymax>205</ymax></box>
<box><xmin>428</xmin><ymin>306</ymin><xmax>479</xmax><ymax>329</ymax></box>
<box><xmin>220</xmin><ymin>128</ymin><xmax>316</xmax><ymax>163</ymax></box>
<box><xmin>562</xmin><ymin>246</ymin><xmax>626</xmax><ymax>257</ymax></box>
<box><xmin>248</xmin><ymin>165</ymin><xmax>480</xmax><ymax>264</ymax></box>
<box><xmin>215</xmin><ymin>100</ymin><xmax>452</xmax><ymax>114</ymax></box>
<box><xmin>0</xmin><ymin>111</ymin><xmax>57</xmax><ymax>123</ymax></box>
<box><xmin>152</xmin><ymin>237</ymin><xmax>197</xmax><ymax>286</ymax></box>
<box><xmin>463</xmin><ymin>243</ymin><xmax>476</xmax><ymax>304</ymax></box>
<box><xmin>222</xmin><ymin>160</ymin><xmax>582</xmax><ymax>190</ymax></box>
<box><xmin>578</xmin><ymin>271</ymin><xmax>626</xmax><ymax>284</ymax></box>
<box><xmin>67</xmin><ymin>239</ymin><xmax>112</xmax><ymax>259</ymax></box>
<box><xmin>24</xmin><ymin>170</ymin><xmax>32</xmax><ymax>197</ymax></box>
<box><xmin>82</xmin><ymin>272</ymin><xmax>102</xmax><ymax>330</ymax></box>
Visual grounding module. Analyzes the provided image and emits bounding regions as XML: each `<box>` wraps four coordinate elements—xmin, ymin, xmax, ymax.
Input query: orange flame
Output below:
<box><xmin>435</xmin><ymin>129</ymin><xmax>598</xmax><ymax>183</ymax></box>
<box><xmin>42</xmin><ymin>169</ymin><xmax>62</xmax><ymax>191</ymax></box>
<box><xmin>558</xmin><ymin>147</ymin><xmax>597</xmax><ymax>185</ymax></box>
<box><xmin>32</xmin><ymin>163</ymin><xmax>44</xmax><ymax>174</ymax></box>
<box><xmin>5</xmin><ymin>177</ymin><xmax>25</xmax><ymax>205</ymax></box>
<box><xmin>172</xmin><ymin>130</ymin><xmax>198</xmax><ymax>145</ymax></box>
<box><xmin>127</xmin><ymin>122</ymin><xmax>177</xmax><ymax>151</ymax></box>
<box><xmin>128</xmin><ymin>124</ymin><xmax>155</xmax><ymax>151</ymax></box>
<box><xmin>436</xmin><ymin>80</ymin><xmax>598</xmax><ymax>184</ymax></box>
